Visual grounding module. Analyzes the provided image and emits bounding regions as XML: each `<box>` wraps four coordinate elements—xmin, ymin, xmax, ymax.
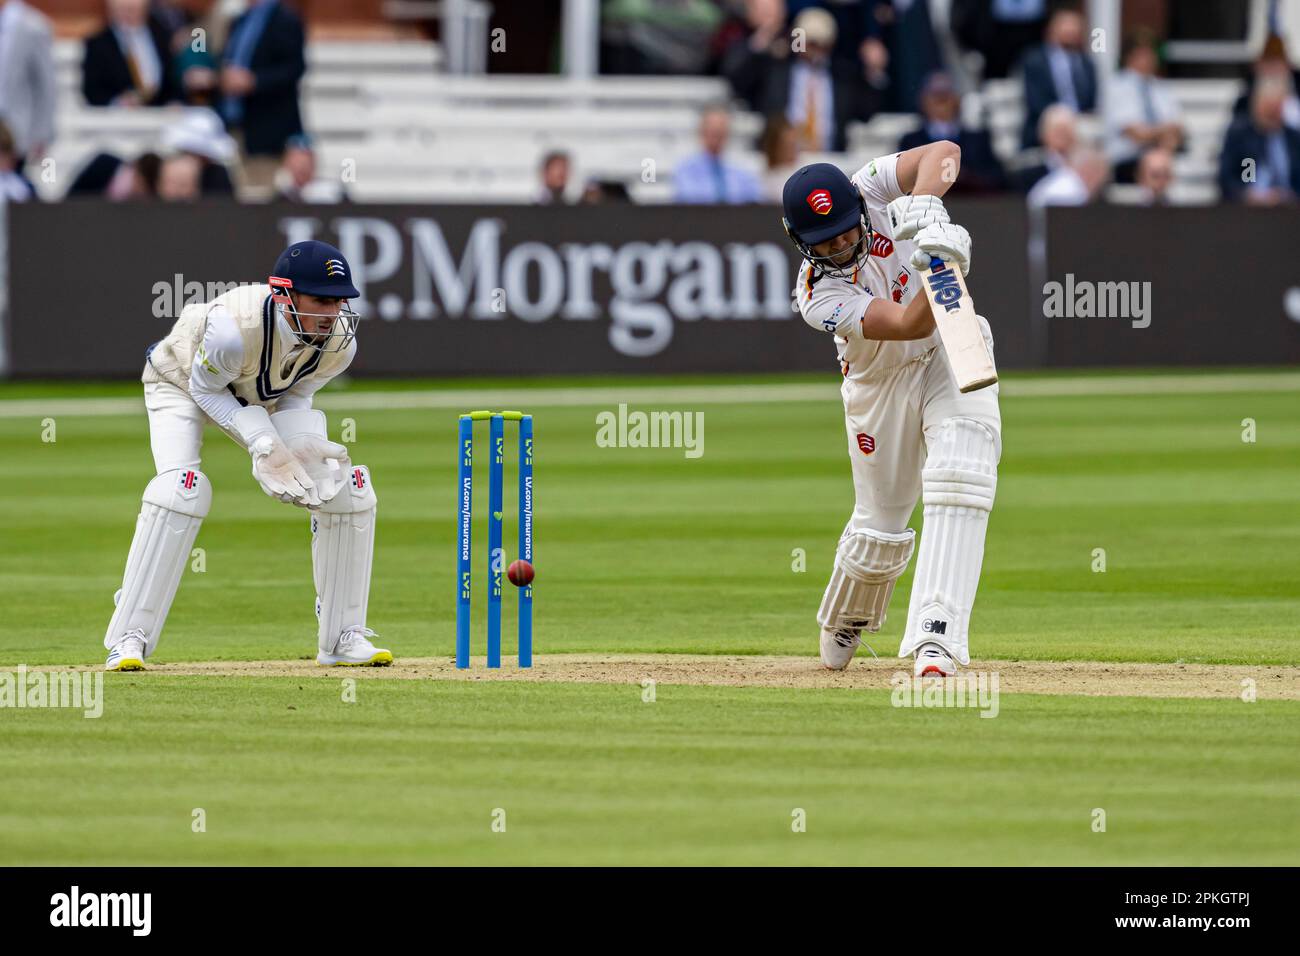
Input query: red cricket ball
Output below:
<box><xmin>507</xmin><ymin>559</ymin><xmax>535</xmax><ymax>587</ymax></box>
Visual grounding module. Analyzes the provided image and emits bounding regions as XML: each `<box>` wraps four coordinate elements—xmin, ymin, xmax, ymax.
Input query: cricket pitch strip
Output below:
<box><xmin>67</xmin><ymin>655</ymin><xmax>1300</xmax><ymax>700</ymax></box>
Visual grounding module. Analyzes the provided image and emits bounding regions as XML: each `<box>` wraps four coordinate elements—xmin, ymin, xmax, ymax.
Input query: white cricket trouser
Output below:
<box><xmin>840</xmin><ymin>323</ymin><xmax>1002</xmax><ymax>536</ymax></box>
<box><xmin>144</xmin><ymin>382</ymin><xmax>206</xmax><ymax>474</ymax></box>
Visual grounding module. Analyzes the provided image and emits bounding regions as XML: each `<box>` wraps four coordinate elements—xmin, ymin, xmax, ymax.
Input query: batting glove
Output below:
<box><xmin>886</xmin><ymin>194</ymin><xmax>951</xmax><ymax>241</ymax></box>
<box><xmin>910</xmin><ymin>221</ymin><xmax>972</xmax><ymax>277</ymax></box>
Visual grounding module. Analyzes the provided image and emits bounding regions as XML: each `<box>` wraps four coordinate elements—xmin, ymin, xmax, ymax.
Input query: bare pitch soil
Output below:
<box><xmin>80</xmin><ymin>655</ymin><xmax>1300</xmax><ymax>700</ymax></box>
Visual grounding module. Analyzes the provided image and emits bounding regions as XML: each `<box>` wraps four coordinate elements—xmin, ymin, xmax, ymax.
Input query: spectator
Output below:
<box><xmin>673</xmin><ymin>105</ymin><xmax>762</xmax><ymax>203</ymax></box>
<box><xmin>759</xmin><ymin>115</ymin><xmax>800</xmax><ymax>202</ymax></box>
<box><xmin>898</xmin><ymin>71</ymin><xmax>1006</xmax><ymax>193</ymax></box>
<box><xmin>221</xmin><ymin>0</ymin><xmax>306</xmax><ymax>200</ymax></box>
<box><xmin>157</xmin><ymin>153</ymin><xmax>202</xmax><ymax>201</ymax></box>
<box><xmin>711</xmin><ymin>0</ymin><xmax>786</xmax><ymax>82</ymax></box>
<box><xmin>167</xmin><ymin>0</ymin><xmax>225</xmax><ymax>108</ymax></box>
<box><xmin>1219</xmin><ymin>78</ymin><xmax>1300</xmax><ymax>205</ymax></box>
<box><xmin>951</xmin><ymin>0</ymin><xmax>1049</xmax><ymax>80</ymax></box>
<box><xmin>1106</xmin><ymin>30</ymin><xmax>1184</xmax><ymax>183</ymax></box>
<box><xmin>724</xmin><ymin>7</ymin><xmax>880</xmax><ymax>153</ymax></box>
<box><xmin>535</xmin><ymin>150</ymin><xmax>570</xmax><ymax>204</ymax></box>
<box><xmin>1133</xmin><ymin>147</ymin><xmax>1174</xmax><ymax>205</ymax></box>
<box><xmin>160</xmin><ymin>107</ymin><xmax>237</xmax><ymax>195</ymax></box>
<box><xmin>1015</xmin><ymin>102</ymin><xmax>1076</xmax><ymax>192</ymax></box>
<box><xmin>274</xmin><ymin>135</ymin><xmax>344</xmax><ymax>203</ymax></box>
<box><xmin>868</xmin><ymin>0</ymin><xmax>945</xmax><ymax>114</ymax></box>
<box><xmin>1019</xmin><ymin>7</ymin><xmax>1096</xmax><ymax>148</ymax></box>
<box><xmin>0</xmin><ymin>120</ymin><xmax>36</xmax><ymax>201</ymax></box>
<box><xmin>66</xmin><ymin>150</ymin><xmax>160</xmax><ymax>199</ymax></box>
<box><xmin>0</xmin><ymin>0</ymin><xmax>57</xmax><ymax>165</ymax></box>
<box><xmin>1232</xmin><ymin>34</ymin><xmax>1300</xmax><ymax>131</ymax></box>
<box><xmin>82</xmin><ymin>0</ymin><xmax>178</xmax><ymax>107</ymax></box>
<box><xmin>1027</xmin><ymin>144</ymin><xmax>1108</xmax><ymax>206</ymax></box>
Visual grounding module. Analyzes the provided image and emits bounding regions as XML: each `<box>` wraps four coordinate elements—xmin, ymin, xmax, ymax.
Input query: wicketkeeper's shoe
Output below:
<box><xmin>820</xmin><ymin>624</ymin><xmax>878</xmax><ymax>670</ymax></box>
<box><xmin>317</xmin><ymin>627</ymin><xmax>394</xmax><ymax>667</ymax></box>
<box><xmin>914</xmin><ymin>642</ymin><xmax>957</xmax><ymax>678</ymax></box>
<box><xmin>105</xmin><ymin>631</ymin><xmax>147</xmax><ymax>671</ymax></box>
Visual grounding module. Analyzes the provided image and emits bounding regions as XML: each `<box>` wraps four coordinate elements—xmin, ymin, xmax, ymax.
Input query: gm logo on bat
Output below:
<box><xmin>925</xmin><ymin>258</ymin><xmax>964</xmax><ymax>312</ymax></box>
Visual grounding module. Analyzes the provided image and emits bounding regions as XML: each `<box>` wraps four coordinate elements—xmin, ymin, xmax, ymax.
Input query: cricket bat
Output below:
<box><xmin>920</xmin><ymin>256</ymin><xmax>998</xmax><ymax>392</ymax></box>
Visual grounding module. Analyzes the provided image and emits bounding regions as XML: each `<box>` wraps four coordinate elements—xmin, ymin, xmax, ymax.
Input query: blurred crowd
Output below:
<box><xmin>598</xmin><ymin>0</ymin><xmax>1300</xmax><ymax>209</ymax></box>
<box><xmin>0</xmin><ymin>0</ymin><xmax>1297</xmax><ymax>208</ymax></box>
<box><xmin>0</xmin><ymin>0</ymin><xmax>339</xmax><ymax>203</ymax></box>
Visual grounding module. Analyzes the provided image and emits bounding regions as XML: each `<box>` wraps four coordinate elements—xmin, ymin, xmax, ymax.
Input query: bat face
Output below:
<box><xmin>921</xmin><ymin>257</ymin><xmax>998</xmax><ymax>393</ymax></box>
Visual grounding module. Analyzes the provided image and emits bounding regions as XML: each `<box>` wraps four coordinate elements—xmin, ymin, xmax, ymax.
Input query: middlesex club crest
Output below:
<box><xmin>856</xmin><ymin>433</ymin><xmax>875</xmax><ymax>455</ymax></box>
<box><xmin>806</xmin><ymin>189</ymin><xmax>833</xmax><ymax>215</ymax></box>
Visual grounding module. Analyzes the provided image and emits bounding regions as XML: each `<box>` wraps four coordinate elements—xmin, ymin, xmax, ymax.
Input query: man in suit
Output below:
<box><xmin>0</xmin><ymin>0</ymin><xmax>56</xmax><ymax>164</ymax></box>
<box><xmin>673</xmin><ymin>105</ymin><xmax>762</xmax><ymax>204</ymax></box>
<box><xmin>1019</xmin><ymin>7</ymin><xmax>1096</xmax><ymax>148</ymax></box>
<box><xmin>82</xmin><ymin>0</ymin><xmax>178</xmax><ymax>107</ymax></box>
<box><xmin>1106</xmin><ymin>30</ymin><xmax>1184</xmax><ymax>183</ymax></box>
<box><xmin>898</xmin><ymin>71</ymin><xmax>1006</xmax><ymax>193</ymax></box>
<box><xmin>724</xmin><ymin>7</ymin><xmax>880</xmax><ymax>154</ymax></box>
<box><xmin>220</xmin><ymin>0</ymin><xmax>306</xmax><ymax>199</ymax></box>
<box><xmin>1219</xmin><ymin>78</ymin><xmax>1300</xmax><ymax>204</ymax></box>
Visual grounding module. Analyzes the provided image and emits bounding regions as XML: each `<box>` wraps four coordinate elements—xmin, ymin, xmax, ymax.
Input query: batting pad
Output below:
<box><xmin>817</xmin><ymin>527</ymin><xmax>916</xmax><ymax>635</ymax></box>
<box><xmin>312</xmin><ymin>464</ymin><xmax>377</xmax><ymax>654</ymax></box>
<box><xmin>103</xmin><ymin>468</ymin><xmax>211</xmax><ymax>656</ymax></box>
<box><xmin>899</xmin><ymin>417</ymin><xmax>999</xmax><ymax>665</ymax></box>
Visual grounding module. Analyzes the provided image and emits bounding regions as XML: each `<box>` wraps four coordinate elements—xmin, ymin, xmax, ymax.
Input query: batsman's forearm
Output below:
<box><xmin>902</xmin><ymin>286</ymin><xmax>938</xmax><ymax>338</ymax></box>
<box><xmin>912</xmin><ymin>140</ymin><xmax>961</xmax><ymax>198</ymax></box>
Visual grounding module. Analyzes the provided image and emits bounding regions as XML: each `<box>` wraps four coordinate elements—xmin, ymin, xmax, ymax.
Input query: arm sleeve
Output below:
<box><xmin>188</xmin><ymin>307</ymin><xmax>247</xmax><ymax>430</ymax></box>
<box><xmin>275</xmin><ymin>339</ymin><xmax>356</xmax><ymax>411</ymax></box>
<box><xmin>850</xmin><ymin>152</ymin><xmax>904</xmax><ymax>205</ymax></box>
<box><xmin>796</xmin><ymin>264</ymin><xmax>874</xmax><ymax>337</ymax></box>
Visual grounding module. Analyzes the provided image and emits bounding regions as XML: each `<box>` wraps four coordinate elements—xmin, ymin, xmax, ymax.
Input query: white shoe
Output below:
<box><xmin>914</xmin><ymin>642</ymin><xmax>956</xmax><ymax>678</ymax></box>
<box><xmin>820</xmin><ymin>625</ymin><xmax>879</xmax><ymax>670</ymax></box>
<box><xmin>317</xmin><ymin>627</ymin><xmax>394</xmax><ymax>667</ymax></box>
<box><xmin>105</xmin><ymin>630</ymin><xmax>147</xmax><ymax>671</ymax></box>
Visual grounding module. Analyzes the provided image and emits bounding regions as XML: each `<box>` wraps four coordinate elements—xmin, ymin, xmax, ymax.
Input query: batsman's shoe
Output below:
<box><xmin>914</xmin><ymin>642</ymin><xmax>957</xmax><ymax>678</ymax></box>
<box><xmin>820</xmin><ymin>624</ymin><xmax>878</xmax><ymax>671</ymax></box>
<box><xmin>317</xmin><ymin>627</ymin><xmax>393</xmax><ymax>667</ymax></box>
<box><xmin>105</xmin><ymin>631</ymin><xmax>147</xmax><ymax>671</ymax></box>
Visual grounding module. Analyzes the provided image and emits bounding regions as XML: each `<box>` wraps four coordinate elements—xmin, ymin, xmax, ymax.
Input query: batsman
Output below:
<box><xmin>782</xmin><ymin>143</ymin><xmax>1001</xmax><ymax>677</ymax></box>
<box><xmin>102</xmin><ymin>240</ymin><xmax>392</xmax><ymax>670</ymax></box>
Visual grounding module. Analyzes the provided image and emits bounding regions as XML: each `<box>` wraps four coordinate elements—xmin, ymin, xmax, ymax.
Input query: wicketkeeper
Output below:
<box><xmin>102</xmin><ymin>240</ymin><xmax>392</xmax><ymax>670</ymax></box>
<box><xmin>782</xmin><ymin>143</ymin><xmax>1002</xmax><ymax>676</ymax></box>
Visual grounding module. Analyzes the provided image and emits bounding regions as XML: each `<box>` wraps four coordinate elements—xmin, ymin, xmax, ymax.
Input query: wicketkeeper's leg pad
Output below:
<box><xmin>817</xmin><ymin>527</ymin><xmax>916</xmax><ymax>635</ymax></box>
<box><xmin>899</xmin><ymin>417</ymin><xmax>999</xmax><ymax>665</ymax></box>
<box><xmin>312</xmin><ymin>465</ymin><xmax>377</xmax><ymax>654</ymax></box>
<box><xmin>104</xmin><ymin>468</ymin><xmax>211</xmax><ymax>657</ymax></box>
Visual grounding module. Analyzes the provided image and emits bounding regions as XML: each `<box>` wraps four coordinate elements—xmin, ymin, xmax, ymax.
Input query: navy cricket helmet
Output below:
<box><xmin>269</xmin><ymin>240</ymin><xmax>361</xmax><ymax>353</ymax></box>
<box><xmin>781</xmin><ymin>163</ymin><xmax>872</xmax><ymax>278</ymax></box>
<box><xmin>270</xmin><ymin>239</ymin><xmax>361</xmax><ymax>299</ymax></box>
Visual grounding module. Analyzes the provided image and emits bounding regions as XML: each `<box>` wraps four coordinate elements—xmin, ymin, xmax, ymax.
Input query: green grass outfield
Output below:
<box><xmin>0</xmin><ymin>369</ymin><xmax>1297</xmax><ymax>865</ymax></box>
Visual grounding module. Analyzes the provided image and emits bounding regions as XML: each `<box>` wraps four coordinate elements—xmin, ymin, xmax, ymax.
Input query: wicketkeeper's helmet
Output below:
<box><xmin>269</xmin><ymin>240</ymin><xmax>360</xmax><ymax>353</ymax></box>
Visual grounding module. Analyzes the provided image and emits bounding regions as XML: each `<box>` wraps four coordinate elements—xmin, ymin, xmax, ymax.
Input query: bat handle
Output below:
<box><xmin>929</xmin><ymin>255</ymin><xmax>945</xmax><ymax>271</ymax></box>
